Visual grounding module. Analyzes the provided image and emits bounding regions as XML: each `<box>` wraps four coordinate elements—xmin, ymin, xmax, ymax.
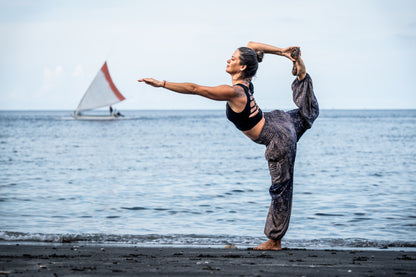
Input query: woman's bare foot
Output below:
<box><xmin>291</xmin><ymin>47</ymin><xmax>300</xmax><ymax>60</ymax></box>
<box><xmin>291</xmin><ymin>48</ymin><xmax>300</xmax><ymax>76</ymax></box>
<box><xmin>254</xmin><ymin>239</ymin><xmax>282</xmax><ymax>251</ymax></box>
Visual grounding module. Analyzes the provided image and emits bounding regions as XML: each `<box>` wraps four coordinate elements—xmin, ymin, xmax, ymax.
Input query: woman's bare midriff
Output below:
<box><xmin>242</xmin><ymin>116</ymin><xmax>265</xmax><ymax>141</ymax></box>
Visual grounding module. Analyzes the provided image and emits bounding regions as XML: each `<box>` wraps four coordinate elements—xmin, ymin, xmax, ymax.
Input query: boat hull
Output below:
<box><xmin>71</xmin><ymin>113</ymin><xmax>123</xmax><ymax>121</ymax></box>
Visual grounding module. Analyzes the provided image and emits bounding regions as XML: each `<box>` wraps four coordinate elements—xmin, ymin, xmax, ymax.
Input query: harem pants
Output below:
<box><xmin>253</xmin><ymin>73</ymin><xmax>319</xmax><ymax>241</ymax></box>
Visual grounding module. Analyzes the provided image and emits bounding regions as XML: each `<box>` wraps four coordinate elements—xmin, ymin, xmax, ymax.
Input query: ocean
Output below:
<box><xmin>0</xmin><ymin>109</ymin><xmax>415</xmax><ymax>250</ymax></box>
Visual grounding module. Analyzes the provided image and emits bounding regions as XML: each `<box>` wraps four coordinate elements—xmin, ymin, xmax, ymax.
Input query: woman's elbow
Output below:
<box><xmin>190</xmin><ymin>84</ymin><xmax>201</xmax><ymax>95</ymax></box>
<box><xmin>247</xmin><ymin>41</ymin><xmax>256</xmax><ymax>49</ymax></box>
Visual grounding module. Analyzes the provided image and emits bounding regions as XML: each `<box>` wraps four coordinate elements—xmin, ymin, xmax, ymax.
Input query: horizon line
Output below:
<box><xmin>1</xmin><ymin>108</ymin><xmax>415</xmax><ymax>112</ymax></box>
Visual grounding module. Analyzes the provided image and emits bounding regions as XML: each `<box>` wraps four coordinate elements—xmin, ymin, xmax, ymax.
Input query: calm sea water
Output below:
<box><xmin>0</xmin><ymin>110</ymin><xmax>415</xmax><ymax>249</ymax></box>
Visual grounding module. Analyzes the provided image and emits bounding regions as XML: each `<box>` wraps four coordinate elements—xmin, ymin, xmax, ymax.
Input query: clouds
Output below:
<box><xmin>39</xmin><ymin>65</ymin><xmax>85</xmax><ymax>96</ymax></box>
<box><xmin>0</xmin><ymin>0</ymin><xmax>415</xmax><ymax>110</ymax></box>
<box><xmin>39</xmin><ymin>66</ymin><xmax>64</xmax><ymax>96</ymax></box>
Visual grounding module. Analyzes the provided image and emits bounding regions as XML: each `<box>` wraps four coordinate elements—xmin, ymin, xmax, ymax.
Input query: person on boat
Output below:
<box><xmin>109</xmin><ymin>106</ymin><xmax>123</xmax><ymax>117</ymax></box>
<box><xmin>138</xmin><ymin>41</ymin><xmax>319</xmax><ymax>250</ymax></box>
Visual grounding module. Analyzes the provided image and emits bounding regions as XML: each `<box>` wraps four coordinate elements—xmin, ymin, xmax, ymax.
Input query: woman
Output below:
<box><xmin>138</xmin><ymin>41</ymin><xmax>319</xmax><ymax>250</ymax></box>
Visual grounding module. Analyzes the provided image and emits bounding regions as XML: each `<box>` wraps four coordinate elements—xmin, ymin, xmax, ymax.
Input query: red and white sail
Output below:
<box><xmin>75</xmin><ymin>62</ymin><xmax>125</xmax><ymax>112</ymax></box>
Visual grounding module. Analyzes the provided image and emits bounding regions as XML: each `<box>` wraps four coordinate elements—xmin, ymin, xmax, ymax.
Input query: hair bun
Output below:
<box><xmin>256</xmin><ymin>50</ymin><xmax>264</xmax><ymax>63</ymax></box>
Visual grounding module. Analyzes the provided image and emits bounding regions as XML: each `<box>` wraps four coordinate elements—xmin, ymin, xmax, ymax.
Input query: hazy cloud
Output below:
<box><xmin>0</xmin><ymin>0</ymin><xmax>415</xmax><ymax>110</ymax></box>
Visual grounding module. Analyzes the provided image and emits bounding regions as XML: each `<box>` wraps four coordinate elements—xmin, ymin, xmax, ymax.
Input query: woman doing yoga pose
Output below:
<box><xmin>138</xmin><ymin>41</ymin><xmax>319</xmax><ymax>250</ymax></box>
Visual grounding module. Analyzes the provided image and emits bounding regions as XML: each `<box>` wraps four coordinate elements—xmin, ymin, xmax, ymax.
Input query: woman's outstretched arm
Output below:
<box><xmin>247</xmin><ymin>41</ymin><xmax>298</xmax><ymax>61</ymax></box>
<box><xmin>138</xmin><ymin>78</ymin><xmax>237</xmax><ymax>101</ymax></box>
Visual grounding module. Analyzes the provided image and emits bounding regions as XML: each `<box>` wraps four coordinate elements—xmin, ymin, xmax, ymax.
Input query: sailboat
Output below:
<box><xmin>72</xmin><ymin>61</ymin><xmax>126</xmax><ymax>120</ymax></box>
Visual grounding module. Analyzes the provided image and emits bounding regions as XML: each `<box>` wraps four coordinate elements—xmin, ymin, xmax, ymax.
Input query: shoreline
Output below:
<box><xmin>1</xmin><ymin>241</ymin><xmax>414</xmax><ymax>252</ymax></box>
<box><xmin>1</xmin><ymin>244</ymin><xmax>415</xmax><ymax>276</ymax></box>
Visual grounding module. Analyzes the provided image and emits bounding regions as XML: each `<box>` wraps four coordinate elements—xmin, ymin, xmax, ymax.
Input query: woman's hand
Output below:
<box><xmin>138</xmin><ymin>78</ymin><xmax>164</xmax><ymax>88</ymax></box>
<box><xmin>282</xmin><ymin>47</ymin><xmax>300</xmax><ymax>62</ymax></box>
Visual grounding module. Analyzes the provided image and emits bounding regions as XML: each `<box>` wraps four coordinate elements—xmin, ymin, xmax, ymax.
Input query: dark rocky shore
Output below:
<box><xmin>1</xmin><ymin>244</ymin><xmax>415</xmax><ymax>276</ymax></box>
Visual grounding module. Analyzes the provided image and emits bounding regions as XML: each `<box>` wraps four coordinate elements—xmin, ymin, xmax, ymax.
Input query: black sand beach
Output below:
<box><xmin>0</xmin><ymin>244</ymin><xmax>415</xmax><ymax>276</ymax></box>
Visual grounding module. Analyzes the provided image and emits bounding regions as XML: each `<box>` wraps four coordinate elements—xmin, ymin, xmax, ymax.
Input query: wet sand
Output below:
<box><xmin>0</xmin><ymin>244</ymin><xmax>415</xmax><ymax>276</ymax></box>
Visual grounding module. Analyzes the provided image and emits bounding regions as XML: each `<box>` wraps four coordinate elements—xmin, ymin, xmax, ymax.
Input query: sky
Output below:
<box><xmin>0</xmin><ymin>0</ymin><xmax>415</xmax><ymax>110</ymax></box>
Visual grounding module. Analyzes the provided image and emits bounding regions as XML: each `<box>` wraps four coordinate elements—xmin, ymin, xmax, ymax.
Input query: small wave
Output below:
<box><xmin>348</xmin><ymin>217</ymin><xmax>372</xmax><ymax>222</ymax></box>
<box><xmin>0</xmin><ymin>231</ymin><xmax>415</xmax><ymax>250</ymax></box>
<box><xmin>315</xmin><ymin>213</ymin><xmax>345</xmax><ymax>217</ymax></box>
<box><xmin>121</xmin><ymin>207</ymin><xmax>147</xmax><ymax>210</ymax></box>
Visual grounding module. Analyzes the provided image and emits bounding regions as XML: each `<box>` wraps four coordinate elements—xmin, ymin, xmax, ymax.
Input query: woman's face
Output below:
<box><xmin>226</xmin><ymin>49</ymin><xmax>245</xmax><ymax>75</ymax></box>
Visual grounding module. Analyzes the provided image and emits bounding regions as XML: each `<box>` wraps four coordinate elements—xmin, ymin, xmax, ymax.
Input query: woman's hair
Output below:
<box><xmin>238</xmin><ymin>47</ymin><xmax>264</xmax><ymax>80</ymax></box>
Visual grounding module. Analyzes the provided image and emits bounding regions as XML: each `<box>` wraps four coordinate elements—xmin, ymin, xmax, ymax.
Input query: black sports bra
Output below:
<box><xmin>226</xmin><ymin>83</ymin><xmax>263</xmax><ymax>131</ymax></box>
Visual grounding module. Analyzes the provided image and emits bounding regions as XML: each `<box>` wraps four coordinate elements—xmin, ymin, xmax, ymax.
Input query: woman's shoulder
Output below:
<box><xmin>232</xmin><ymin>84</ymin><xmax>247</xmax><ymax>97</ymax></box>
